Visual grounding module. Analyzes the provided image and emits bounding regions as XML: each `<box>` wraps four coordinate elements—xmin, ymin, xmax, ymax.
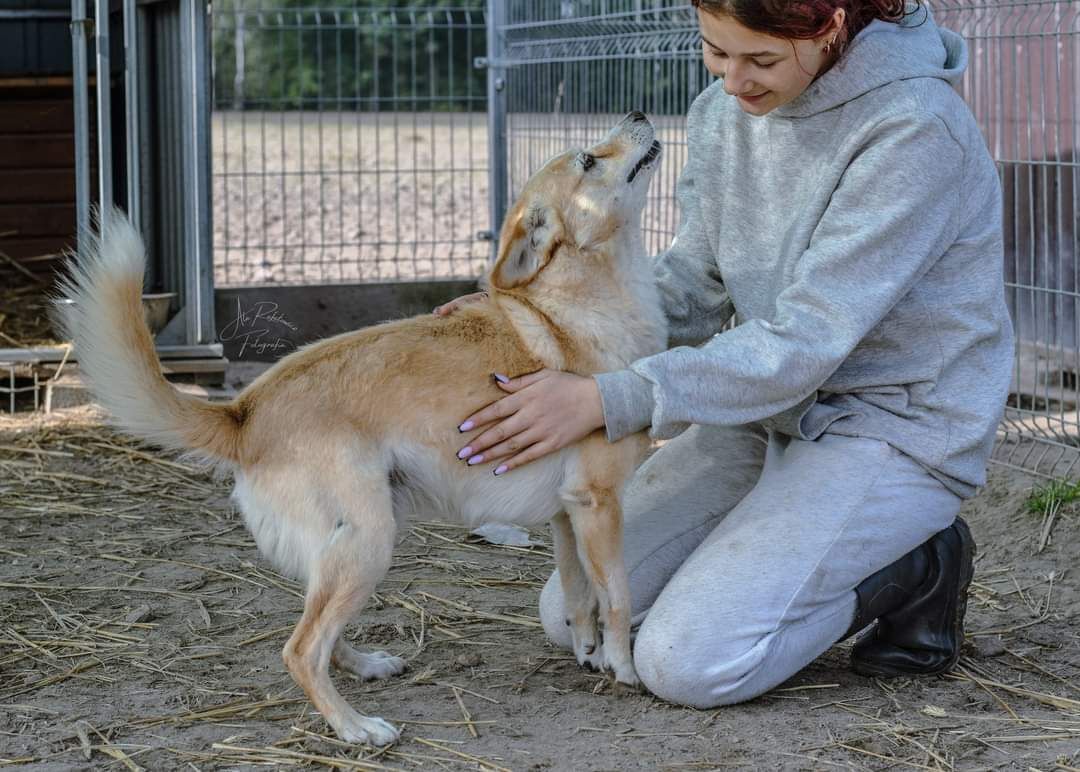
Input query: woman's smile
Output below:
<box><xmin>697</xmin><ymin>8</ymin><xmax>839</xmax><ymax>114</ymax></box>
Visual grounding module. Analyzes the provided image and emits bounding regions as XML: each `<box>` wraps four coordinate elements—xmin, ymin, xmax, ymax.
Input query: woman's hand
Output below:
<box><xmin>456</xmin><ymin>369</ymin><xmax>605</xmax><ymax>475</ymax></box>
<box><xmin>433</xmin><ymin>291</ymin><xmax>488</xmax><ymax>316</ymax></box>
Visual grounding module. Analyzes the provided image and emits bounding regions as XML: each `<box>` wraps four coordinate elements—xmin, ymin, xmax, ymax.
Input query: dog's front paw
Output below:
<box><xmin>571</xmin><ymin>627</ymin><xmax>605</xmax><ymax>673</ymax></box>
<box><xmin>331</xmin><ymin>712</ymin><xmax>400</xmax><ymax>746</ymax></box>
<box><xmin>611</xmin><ymin>660</ymin><xmax>639</xmax><ymax>688</ymax></box>
<box><xmin>577</xmin><ymin>645</ymin><xmax>606</xmax><ymax>673</ymax></box>
<box><xmin>601</xmin><ymin>637</ymin><xmax>637</xmax><ymax>688</ymax></box>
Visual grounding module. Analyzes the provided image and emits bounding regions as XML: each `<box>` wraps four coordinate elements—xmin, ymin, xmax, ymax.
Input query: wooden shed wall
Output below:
<box><xmin>0</xmin><ymin>83</ymin><xmax>81</xmax><ymax>274</ymax></box>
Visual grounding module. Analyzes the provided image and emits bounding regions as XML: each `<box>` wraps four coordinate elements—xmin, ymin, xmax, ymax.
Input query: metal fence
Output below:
<box><xmin>934</xmin><ymin>0</ymin><xmax>1079</xmax><ymax>478</ymax></box>
<box><xmin>211</xmin><ymin>3</ymin><xmax>491</xmax><ymax>286</ymax></box>
<box><xmin>489</xmin><ymin>0</ymin><xmax>1080</xmax><ymax>478</ymax></box>
<box><xmin>210</xmin><ymin>1</ymin><xmax>1080</xmax><ymax>478</ymax></box>
<box><xmin>489</xmin><ymin>1</ymin><xmax>706</xmax><ymax>260</ymax></box>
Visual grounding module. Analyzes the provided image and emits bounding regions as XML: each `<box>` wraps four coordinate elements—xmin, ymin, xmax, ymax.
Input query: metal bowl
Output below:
<box><xmin>54</xmin><ymin>292</ymin><xmax>177</xmax><ymax>335</ymax></box>
<box><xmin>140</xmin><ymin>292</ymin><xmax>177</xmax><ymax>334</ymax></box>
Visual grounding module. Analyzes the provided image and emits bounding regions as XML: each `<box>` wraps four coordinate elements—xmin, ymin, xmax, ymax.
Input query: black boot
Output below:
<box><xmin>843</xmin><ymin>517</ymin><xmax>976</xmax><ymax>678</ymax></box>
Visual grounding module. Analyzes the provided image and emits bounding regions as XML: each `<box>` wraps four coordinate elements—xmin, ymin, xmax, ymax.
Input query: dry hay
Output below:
<box><xmin>0</xmin><ymin>263</ymin><xmax>59</xmax><ymax>350</ymax></box>
<box><xmin>1</xmin><ymin>404</ymin><xmax>1079</xmax><ymax>771</ymax></box>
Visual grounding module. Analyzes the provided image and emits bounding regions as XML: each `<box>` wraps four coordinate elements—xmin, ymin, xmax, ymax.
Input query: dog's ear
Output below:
<box><xmin>490</xmin><ymin>206</ymin><xmax>564</xmax><ymax>289</ymax></box>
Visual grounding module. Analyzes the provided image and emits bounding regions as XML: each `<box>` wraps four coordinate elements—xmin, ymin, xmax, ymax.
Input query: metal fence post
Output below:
<box><xmin>123</xmin><ymin>0</ymin><xmax>141</xmax><ymax>232</ymax></box>
<box><xmin>181</xmin><ymin>0</ymin><xmax>214</xmax><ymax>346</ymax></box>
<box><xmin>94</xmin><ymin>0</ymin><xmax>113</xmax><ymax>227</ymax></box>
<box><xmin>483</xmin><ymin>0</ymin><xmax>508</xmax><ymax>262</ymax></box>
<box><xmin>197</xmin><ymin>0</ymin><xmax>215</xmax><ymax>346</ymax></box>
<box><xmin>71</xmin><ymin>0</ymin><xmax>91</xmax><ymax>245</ymax></box>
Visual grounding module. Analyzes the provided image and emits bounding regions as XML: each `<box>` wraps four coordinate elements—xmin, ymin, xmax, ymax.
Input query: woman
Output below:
<box><xmin>435</xmin><ymin>0</ymin><xmax>1013</xmax><ymax>707</ymax></box>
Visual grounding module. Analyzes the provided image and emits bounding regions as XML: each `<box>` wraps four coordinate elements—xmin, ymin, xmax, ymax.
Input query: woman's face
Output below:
<box><xmin>698</xmin><ymin>10</ymin><xmax>842</xmax><ymax>116</ymax></box>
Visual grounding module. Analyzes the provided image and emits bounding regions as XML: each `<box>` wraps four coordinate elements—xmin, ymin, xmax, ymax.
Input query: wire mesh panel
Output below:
<box><xmin>499</xmin><ymin>1</ymin><xmax>707</xmax><ymax>259</ymax></box>
<box><xmin>935</xmin><ymin>0</ymin><xmax>1080</xmax><ymax>478</ymax></box>
<box><xmin>211</xmin><ymin>3</ymin><xmax>490</xmax><ymax>286</ymax></box>
<box><xmin>497</xmin><ymin>0</ymin><xmax>1080</xmax><ymax>478</ymax></box>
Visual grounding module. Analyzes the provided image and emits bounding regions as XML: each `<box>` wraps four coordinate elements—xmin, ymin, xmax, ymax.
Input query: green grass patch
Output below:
<box><xmin>1025</xmin><ymin>478</ymin><xmax>1080</xmax><ymax>515</ymax></box>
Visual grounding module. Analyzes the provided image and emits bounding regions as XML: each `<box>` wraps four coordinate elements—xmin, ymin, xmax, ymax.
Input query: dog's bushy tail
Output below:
<box><xmin>50</xmin><ymin>208</ymin><xmax>245</xmax><ymax>468</ymax></box>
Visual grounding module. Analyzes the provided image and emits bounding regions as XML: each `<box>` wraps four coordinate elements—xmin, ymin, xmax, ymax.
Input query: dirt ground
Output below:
<box><xmin>1</xmin><ymin>374</ymin><xmax>1079</xmax><ymax>770</ymax></box>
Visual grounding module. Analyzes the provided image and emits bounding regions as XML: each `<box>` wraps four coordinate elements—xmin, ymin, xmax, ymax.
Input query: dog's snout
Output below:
<box><xmin>616</xmin><ymin>110</ymin><xmax>651</xmax><ymax>134</ymax></box>
<box><xmin>612</xmin><ymin>111</ymin><xmax>656</xmax><ymax>153</ymax></box>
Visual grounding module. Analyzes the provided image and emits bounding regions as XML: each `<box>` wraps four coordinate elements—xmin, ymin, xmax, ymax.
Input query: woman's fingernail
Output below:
<box><xmin>492</xmin><ymin>373</ymin><xmax>510</xmax><ymax>384</ymax></box>
<box><xmin>457</xmin><ymin>446</ymin><xmax>472</xmax><ymax>460</ymax></box>
<box><xmin>459</xmin><ymin>420</ymin><xmax>474</xmax><ymax>432</ymax></box>
<box><xmin>467</xmin><ymin>454</ymin><xmax>484</xmax><ymax>465</ymax></box>
<box><xmin>494</xmin><ymin>465</ymin><xmax>508</xmax><ymax>476</ymax></box>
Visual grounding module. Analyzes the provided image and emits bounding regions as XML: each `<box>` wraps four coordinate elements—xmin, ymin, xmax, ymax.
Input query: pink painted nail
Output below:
<box><xmin>494</xmin><ymin>465</ymin><xmax>508</xmax><ymax>476</ymax></box>
<box><xmin>467</xmin><ymin>454</ymin><xmax>484</xmax><ymax>465</ymax></box>
<box><xmin>457</xmin><ymin>446</ymin><xmax>472</xmax><ymax>460</ymax></box>
<box><xmin>459</xmin><ymin>420</ymin><xmax>474</xmax><ymax>432</ymax></box>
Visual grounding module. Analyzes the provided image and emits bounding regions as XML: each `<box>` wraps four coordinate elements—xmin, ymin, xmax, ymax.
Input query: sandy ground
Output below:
<box><xmin>211</xmin><ymin>112</ymin><xmax>692</xmax><ymax>287</ymax></box>
<box><xmin>1</xmin><ymin>364</ymin><xmax>1079</xmax><ymax>771</ymax></box>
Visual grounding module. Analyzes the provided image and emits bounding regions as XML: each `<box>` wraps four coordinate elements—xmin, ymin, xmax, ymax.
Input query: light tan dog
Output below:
<box><xmin>52</xmin><ymin>112</ymin><xmax>667</xmax><ymax>745</ymax></box>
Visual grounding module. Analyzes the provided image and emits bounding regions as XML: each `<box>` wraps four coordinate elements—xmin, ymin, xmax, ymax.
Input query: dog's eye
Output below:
<box><xmin>580</xmin><ymin>153</ymin><xmax>596</xmax><ymax>172</ymax></box>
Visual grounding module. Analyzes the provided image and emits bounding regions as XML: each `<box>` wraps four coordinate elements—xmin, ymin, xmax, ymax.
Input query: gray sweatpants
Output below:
<box><xmin>539</xmin><ymin>423</ymin><xmax>963</xmax><ymax>707</ymax></box>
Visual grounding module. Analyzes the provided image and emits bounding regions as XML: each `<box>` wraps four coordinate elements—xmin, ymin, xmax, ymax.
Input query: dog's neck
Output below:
<box><xmin>491</xmin><ymin>290</ymin><xmax>578</xmax><ymax>371</ymax></box>
<box><xmin>489</xmin><ymin>232</ymin><xmax>666</xmax><ymax>374</ymax></box>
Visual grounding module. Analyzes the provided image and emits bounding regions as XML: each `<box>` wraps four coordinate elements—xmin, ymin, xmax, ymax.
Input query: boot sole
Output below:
<box><xmin>851</xmin><ymin>517</ymin><xmax>976</xmax><ymax>678</ymax></box>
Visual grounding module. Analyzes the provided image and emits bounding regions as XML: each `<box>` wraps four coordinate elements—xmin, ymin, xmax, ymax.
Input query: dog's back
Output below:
<box><xmin>231</xmin><ymin>305</ymin><xmax>544</xmax><ymax>455</ymax></box>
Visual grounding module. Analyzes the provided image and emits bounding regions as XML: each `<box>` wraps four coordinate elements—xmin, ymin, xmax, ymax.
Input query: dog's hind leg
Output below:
<box><xmin>332</xmin><ymin>641</ymin><xmax>406</xmax><ymax>682</ymax></box>
<box><xmin>281</xmin><ymin>468</ymin><xmax>401</xmax><ymax>746</ymax></box>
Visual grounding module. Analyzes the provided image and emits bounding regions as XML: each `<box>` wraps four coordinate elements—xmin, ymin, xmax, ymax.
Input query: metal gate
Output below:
<box><xmin>486</xmin><ymin>0</ymin><xmax>1080</xmax><ymax>478</ymax></box>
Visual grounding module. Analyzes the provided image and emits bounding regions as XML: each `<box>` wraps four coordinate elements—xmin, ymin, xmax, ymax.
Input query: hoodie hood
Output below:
<box><xmin>773</xmin><ymin>4</ymin><xmax>967</xmax><ymax>119</ymax></box>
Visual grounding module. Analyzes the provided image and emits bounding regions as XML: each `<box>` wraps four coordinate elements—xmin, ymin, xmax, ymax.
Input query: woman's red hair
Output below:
<box><xmin>690</xmin><ymin>0</ymin><xmax>921</xmax><ymax>52</ymax></box>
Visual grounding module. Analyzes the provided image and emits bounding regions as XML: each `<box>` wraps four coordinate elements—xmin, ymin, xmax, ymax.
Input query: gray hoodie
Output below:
<box><xmin>595</xmin><ymin>7</ymin><xmax>1015</xmax><ymax>498</ymax></box>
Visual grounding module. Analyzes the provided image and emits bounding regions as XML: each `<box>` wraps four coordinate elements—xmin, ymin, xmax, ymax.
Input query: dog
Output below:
<box><xmin>52</xmin><ymin>111</ymin><xmax>668</xmax><ymax>745</ymax></box>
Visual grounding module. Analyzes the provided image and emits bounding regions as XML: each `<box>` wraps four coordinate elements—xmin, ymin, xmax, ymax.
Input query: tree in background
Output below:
<box><xmin>212</xmin><ymin>0</ymin><xmax>487</xmax><ymax>112</ymax></box>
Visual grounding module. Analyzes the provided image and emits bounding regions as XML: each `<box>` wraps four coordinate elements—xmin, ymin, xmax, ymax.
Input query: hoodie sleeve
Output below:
<box><xmin>596</xmin><ymin>112</ymin><xmax>965</xmax><ymax>443</ymax></box>
<box><xmin>652</xmin><ymin>135</ymin><xmax>736</xmax><ymax>349</ymax></box>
